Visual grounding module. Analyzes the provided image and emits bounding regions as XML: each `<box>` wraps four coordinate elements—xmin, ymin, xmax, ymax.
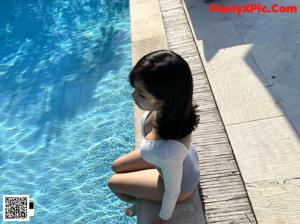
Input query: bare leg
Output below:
<box><xmin>108</xmin><ymin>169</ymin><xmax>194</xmax><ymax>218</ymax></box>
<box><xmin>108</xmin><ymin>169</ymin><xmax>164</xmax><ymax>204</ymax></box>
<box><xmin>108</xmin><ymin>169</ymin><xmax>193</xmax><ymax>204</ymax></box>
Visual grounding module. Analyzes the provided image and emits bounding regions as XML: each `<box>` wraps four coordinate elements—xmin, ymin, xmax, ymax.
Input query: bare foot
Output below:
<box><xmin>124</xmin><ymin>205</ymin><xmax>136</xmax><ymax>217</ymax></box>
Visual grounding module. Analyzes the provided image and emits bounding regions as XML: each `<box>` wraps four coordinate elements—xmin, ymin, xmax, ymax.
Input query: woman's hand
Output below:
<box><xmin>150</xmin><ymin>216</ymin><xmax>170</xmax><ymax>224</ymax></box>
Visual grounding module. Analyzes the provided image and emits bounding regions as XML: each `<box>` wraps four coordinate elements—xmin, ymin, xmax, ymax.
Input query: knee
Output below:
<box><xmin>107</xmin><ymin>175</ymin><xmax>116</xmax><ymax>190</ymax></box>
<box><xmin>111</xmin><ymin>159</ymin><xmax>119</xmax><ymax>173</ymax></box>
<box><xmin>111</xmin><ymin>156</ymin><xmax>126</xmax><ymax>173</ymax></box>
<box><xmin>107</xmin><ymin>175</ymin><xmax>123</xmax><ymax>194</ymax></box>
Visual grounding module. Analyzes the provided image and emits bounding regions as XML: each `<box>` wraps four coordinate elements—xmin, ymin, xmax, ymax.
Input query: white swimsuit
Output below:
<box><xmin>140</xmin><ymin>111</ymin><xmax>200</xmax><ymax>220</ymax></box>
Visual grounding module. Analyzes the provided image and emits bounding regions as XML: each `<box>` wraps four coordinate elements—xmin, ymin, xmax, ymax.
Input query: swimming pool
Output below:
<box><xmin>0</xmin><ymin>0</ymin><xmax>135</xmax><ymax>223</ymax></box>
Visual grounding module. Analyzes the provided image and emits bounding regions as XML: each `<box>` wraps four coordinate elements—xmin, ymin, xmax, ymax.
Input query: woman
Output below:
<box><xmin>108</xmin><ymin>50</ymin><xmax>200</xmax><ymax>224</ymax></box>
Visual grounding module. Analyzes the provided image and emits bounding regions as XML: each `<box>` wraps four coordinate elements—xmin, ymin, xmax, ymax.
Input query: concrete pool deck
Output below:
<box><xmin>130</xmin><ymin>0</ymin><xmax>300</xmax><ymax>223</ymax></box>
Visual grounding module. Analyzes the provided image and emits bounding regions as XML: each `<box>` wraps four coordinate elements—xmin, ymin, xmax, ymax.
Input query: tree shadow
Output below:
<box><xmin>184</xmin><ymin>0</ymin><xmax>300</xmax><ymax>136</ymax></box>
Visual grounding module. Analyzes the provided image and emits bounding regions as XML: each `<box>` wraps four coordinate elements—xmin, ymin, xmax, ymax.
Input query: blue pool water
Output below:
<box><xmin>0</xmin><ymin>0</ymin><xmax>136</xmax><ymax>223</ymax></box>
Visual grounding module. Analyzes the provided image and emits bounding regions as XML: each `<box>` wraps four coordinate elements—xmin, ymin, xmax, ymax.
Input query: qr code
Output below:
<box><xmin>3</xmin><ymin>195</ymin><xmax>29</xmax><ymax>221</ymax></box>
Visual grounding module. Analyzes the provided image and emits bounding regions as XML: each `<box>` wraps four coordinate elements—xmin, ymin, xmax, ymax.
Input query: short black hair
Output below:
<box><xmin>128</xmin><ymin>49</ymin><xmax>200</xmax><ymax>140</ymax></box>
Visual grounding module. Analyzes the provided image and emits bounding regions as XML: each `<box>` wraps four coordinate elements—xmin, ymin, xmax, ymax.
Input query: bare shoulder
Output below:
<box><xmin>145</xmin><ymin>129</ymin><xmax>161</xmax><ymax>141</ymax></box>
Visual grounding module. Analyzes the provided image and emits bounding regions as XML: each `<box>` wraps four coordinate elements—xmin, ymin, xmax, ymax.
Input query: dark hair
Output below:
<box><xmin>128</xmin><ymin>49</ymin><xmax>200</xmax><ymax>140</ymax></box>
